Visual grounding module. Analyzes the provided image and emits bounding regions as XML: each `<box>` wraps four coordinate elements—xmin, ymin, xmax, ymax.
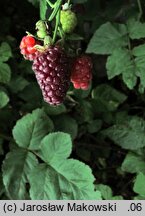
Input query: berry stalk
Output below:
<box><xmin>46</xmin><ymin>0</ymin><xmax>54</xmax><ymax>8</ymax></box>
<box><xmin>53</xmin><ymin>10</ymin><xmax>61</xmax><ymax>43</ymax></box>
<box><xmin>48</xmin><ymin>0</ymin><xmax>62</xmax><ymax>22</ymax></box>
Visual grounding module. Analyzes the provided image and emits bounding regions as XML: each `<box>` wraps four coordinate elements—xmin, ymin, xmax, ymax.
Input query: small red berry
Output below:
<box><xmin>20</xmin><ymin>35</ymin><xmax>39</xmax><ymax>61</ymax></box>
<box><xmin>71</xmin><ymin>55</ymin><xmax>92</xmax><ymax>90</ymax></box>
<box><xmin>24</xmin><ymin>36</ymin><xmax>35</xmax><ymax>46</ymax></box>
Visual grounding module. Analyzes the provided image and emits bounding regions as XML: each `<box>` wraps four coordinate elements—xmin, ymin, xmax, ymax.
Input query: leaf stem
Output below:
<box><xmin>137</xmin><ymin>0</ymin><xmax>143</xmax><ymax>20</ymax></box>
<box><xmin>53</xmin><ymin>10</ymin><xmax>61</xmax><ymax>43</ymax></box>
<box><xmin>46</xmin><ymin>0</ymin><xmax>54</xmax><ymax>8</ymax></box>
<box><xmin>67</xmin><ymin>0</ymin><xmax>71</xmax><ymax>5</ymax></box>
<box><xmin>58</xmin><ymin>26</ymin><xmax>65</xmax><ymax>40</ymax></box>
<box><xmin>48</xmin><ymin>0</ymin><xmax>62</xmax><ymax>22</ymax></box>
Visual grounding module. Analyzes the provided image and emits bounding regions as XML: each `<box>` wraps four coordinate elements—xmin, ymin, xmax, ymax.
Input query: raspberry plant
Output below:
<box><xmin>1</xmin><ymin>0</ymin><xmax>145</xmax><ymax>200</ymax></box>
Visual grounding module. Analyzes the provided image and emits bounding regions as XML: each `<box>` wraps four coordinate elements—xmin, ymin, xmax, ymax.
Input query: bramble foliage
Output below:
<box><xmin>0</xmin><ymin>0</ymin><xmax>145</xmax><ymax>200</ymax></box>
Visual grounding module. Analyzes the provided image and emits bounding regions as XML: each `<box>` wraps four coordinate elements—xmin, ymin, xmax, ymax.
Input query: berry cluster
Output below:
<box><xmin>20</xmin><ymin>36</ymin><xmax>39</xmax><ymax>61</ymax></box>
<box><xmin>19</xmin><ymin>4</ymin><xmax>92</xmax><ymax>106</ymax></box>
<box><xmin>71</xmin><ymin>56</ymin><xmax>92</xmax><ymax>90</ymax></box>
<box><xmin>32</xmin><ymin>46</ymin><xmax>70</xmax><ymax>105</ymax></box>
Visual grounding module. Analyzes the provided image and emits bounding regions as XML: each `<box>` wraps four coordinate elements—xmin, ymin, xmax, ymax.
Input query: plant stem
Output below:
<box><xmin>67</xmin><ymin>0</ymin><xmax>71</xmax><ymax>5</ymax></box>
<box><xmin>53</xmin><ymin>10</ymin><xmax>60</xmax><ymax>43</ymax></box>
<box><xmin>58</xmin><ymin>26</ymin><xmax>64</xmax><ymax>39</ymax></box>
<box><xmin>46</xmin><ymin>0</ymin><xmax>54</xmax><ymax>8</ymax></box>
<box><xmin>137</xmin><ymin>0</ymin><xmax>143</xmax><ymax>20</ymax></box>
<box><xmin>48</xmin><ymin>0</ymin><xmax>62</xmax><ymax>21</ymax></box>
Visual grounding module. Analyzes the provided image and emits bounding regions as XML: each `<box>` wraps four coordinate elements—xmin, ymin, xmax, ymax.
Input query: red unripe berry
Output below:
<box><xmin>71</xmin><ymin>55</ymin><xmax>92</xmax><ymax>90</ymax></box>
<box><xmin>24</xmin><ymin>36</ymin><xmax>36</xmax><ymax>46</ymax></box>
<box><xmin>20</xmin><ymin>35</ymin><xmax>39</xmax><ymax>61</ymax></box>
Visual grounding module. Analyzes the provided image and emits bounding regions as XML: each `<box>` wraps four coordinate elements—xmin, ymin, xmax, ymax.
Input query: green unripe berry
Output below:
<box><xmin>60</xmin><ymin>10</ymin><xmax>77</xmax><ymax>34</ymax></box>
<box><xmin>37</xmin><ymin>30</ymin><xmax>47</xmax><ymax>39</ymax></box>
<box><xmin>36</xmin><ymin>20</ymin><xmax>46</xmax><ymax>32</ymax></box>
<box><xmin>44</xmin><ymin>36</ymin><xmax>53</xmax><ymax>46</ymax></box>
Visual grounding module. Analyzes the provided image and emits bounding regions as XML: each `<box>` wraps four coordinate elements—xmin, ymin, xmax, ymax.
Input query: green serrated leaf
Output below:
<box><xmin>39</xmin><ymin>132</ymin><xmax>72</xmax><ymax>164</ymax></box>
<box><xmin>92</xmin><ymin>84</ymin><xmax>127</xmax><ymax>112</ymax></box>
<box><xmin>2</xmin><ymin>149</ymin><xmax>38</xmax><ymax>199</ymax></box>
<box><xmin>134</xmin><ymin>195</ymin><xmax>145</xmax><ymax>200</ymax></box>
<box><xmin>103</xmin><ymin>116</ymin><xmax>145</xmax><ymax>150</ymax></box>
<box><xmin>0</xmin><ymin>62</ymin><xmax>11</xmax><ymax>84</ymax></box>
<box><xmin>0</xmin><ymin>91</ymin><xmax>9</xmax><ymax>109</ymax></box>
<box><xmin>111</xmin><ymin>196</ymin><xmax>124</xmax><ymax>200</ymax></box>
<box><xmin>86</xmin><ymin>22</ymin><xmax>127</xmax><ymax>54</ymax></box>
<box><xmin>29</xmin><ymin>159</ymin><xmax>96</xmax><ymax>200</ymax></box>
<box><xmin>53</xmin><ymin>159</ymin><xmax>96</xmax><ymax>199</ymax></box>
<box><xmin>95</xmin><ymin>184</ymin><xmax>113</xmax><ymax>200</ymax></box>
<box><xmin>106</xmin><ymin>48</ymin><xmax>130</xmax><ymax>79</ymax></box>
<box><xmin>106</xmin><ymin>48</ymin><xmax>137</xmax><ymax>89</ymax></box>
<box><xmin>127</xmin><ymin>19</ymin><xmax>145</xmax><ymax>39</ymax></box>
<box><xmin>135</xmin><ymin>56</ymin><xmax>145</xmax><ymax>91</ymax></box>
<box><xmin>122</xmin><ymin>65</ymin><xmax>137</xmax><ymax>90</ymax></box>
<box><xmin>29</xmin><ymin>132</ymin><xmax>97</xmax><ymax>200</ymax></box>
<box><xmin>0</xmin><ymin>42</ymin><xmax>12</xmax><ymax>62</ymax></box>
<box><xmin>131</xmin><ymin>44</ymin><xmax>145</xmax><ymax>92</ymax></box>
<box><xmin>29</xmin><ymin>164</ymin><xmax>60</xmax><ymax>199</ymax></box>
<box><xmin>94</xmin><ymin>191</ymin><xmax>102</xmax><ymax>200</ymax></box>
<box><xmin>133</xmin><ymin>173</ymin><xmax>145</xmax><ymax>197</ymax></box>
<box><xmin>13</xmin><ymin>109</ymin><xmax>54</xmax><ymax>150</ymax></box>
<box><xmin>121</xmin><ymin>152</ymin><xmax>145</xmax><ymax>174</ymax></box>
<box><xmin>133</xmin><ymin>44</ymin><xmax>145</xmax><ymax>57</ymax></box>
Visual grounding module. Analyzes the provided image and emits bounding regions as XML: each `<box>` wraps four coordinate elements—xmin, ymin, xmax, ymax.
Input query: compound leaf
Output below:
<box><xmin>39</xmin><ymin>132</ymin><xmax>72</xmax><ymax>165</ymax></box>
<box><xmin>29</xmin><ymin>132</ymin><xmax>98</xmax><ymax>200</ymax></box>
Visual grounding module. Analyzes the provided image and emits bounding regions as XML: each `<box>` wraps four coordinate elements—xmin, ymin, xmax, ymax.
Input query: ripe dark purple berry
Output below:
<box><xmin>32</xmin><ymin>46</ymin><xmax>70</xmax><ymax>105</ymax></box>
